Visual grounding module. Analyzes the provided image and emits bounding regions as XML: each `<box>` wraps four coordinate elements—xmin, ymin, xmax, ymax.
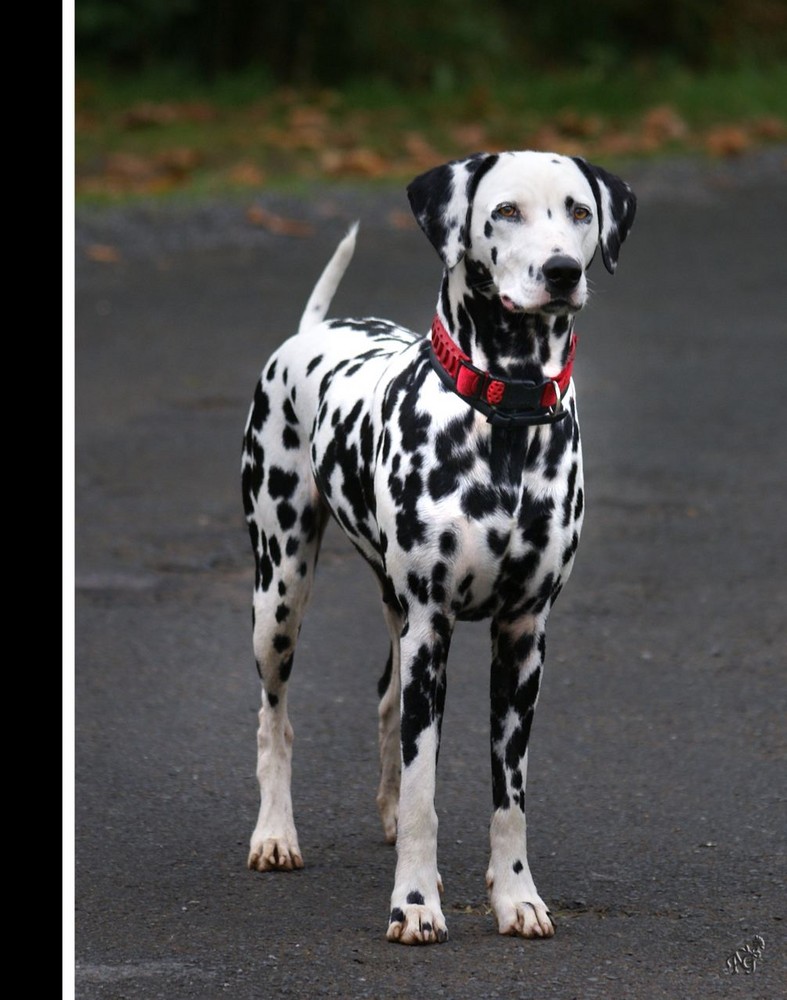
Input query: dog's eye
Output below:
<box><xmin>572</xmin><ymin>205</ymin><xmax>592</xmax><ymax>222</ymax></box>
<box><xmin>495</xmin><ymin>203</ymin><xmax>519</xmax><ymax>220</ymax></box>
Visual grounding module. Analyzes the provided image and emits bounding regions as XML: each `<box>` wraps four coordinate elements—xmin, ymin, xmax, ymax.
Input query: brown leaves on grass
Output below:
<box><xmin>319</xmin><ymin>147</ymin><xmax>389</xmax><ymax>177</ymax></box>
<box><xmin>80</xmin><ymin>148</ymin><xmax>203</xmax><ymax>197</ymax></box>
<box><xmin>75</xmin><ymin>88</ymin><xmax>786</xmax><ymax>203</ymax></box>
<box><xmin>121</xmin><ymin>100</ymin><xmax>218</xmax><ymax>128</ymax></box>
<box><xmin>529</xmin><ymin>107</ymin><xmax>785</xmax><ymax>159</ymax></box>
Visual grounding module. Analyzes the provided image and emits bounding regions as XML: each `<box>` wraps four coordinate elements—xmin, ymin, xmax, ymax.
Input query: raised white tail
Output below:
<box><xmin>298</xmin><ymin>223</ymin><xmax>359</xmax><ymax>334</ymax></box>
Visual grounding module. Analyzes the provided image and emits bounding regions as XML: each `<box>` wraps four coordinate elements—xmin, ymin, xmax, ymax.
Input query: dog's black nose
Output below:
<box><xmin>543</xmin><ymin>255</ymin><xmax>583</xmax><ymax>293</ymax></box>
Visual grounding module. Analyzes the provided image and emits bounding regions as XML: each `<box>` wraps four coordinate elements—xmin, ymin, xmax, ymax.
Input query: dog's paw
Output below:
<box><xmin>386</xmin><ymin>902</ymin><xmax>448</xmax><ymax>945</ymax></box>
<box><xmin>487</xmin><ymin>850</ymin><xmax>554</xmax><ymax>938</ymax></box>
<box><xmin>248</xmin><ymin>835</ymin><xmax>304</xmax><ymax>872</ymax></box>
<box><xmin>493</xmin><ymin>896</ymin><xmax>555</xmax><ymax>938</ymax></box>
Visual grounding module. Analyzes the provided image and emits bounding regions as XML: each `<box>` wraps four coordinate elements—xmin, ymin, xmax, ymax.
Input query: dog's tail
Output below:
<box><xmin>298</xmin><ymin>222</ymin><xmax>359</xmax><ymax>334</ymax></box>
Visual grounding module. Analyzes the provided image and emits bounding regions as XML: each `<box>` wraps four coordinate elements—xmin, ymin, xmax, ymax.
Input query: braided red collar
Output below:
<box><xmin>429</xmin><ymin>315</ymin><xmax>577</xmax><ymax>427</ymax></box>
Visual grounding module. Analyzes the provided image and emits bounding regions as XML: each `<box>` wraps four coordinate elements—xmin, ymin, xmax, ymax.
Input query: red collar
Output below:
<box><xmin>429</xmin><ymin>315</ymin><xmax>577</xmax><ymax>427</ymax></box>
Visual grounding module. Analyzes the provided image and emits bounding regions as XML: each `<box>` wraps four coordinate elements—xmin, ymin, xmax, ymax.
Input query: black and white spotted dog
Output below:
<box><xmin>241</xmin><ymin>151</ymin><xmax>636</xmax><ymax>944</ymax></box>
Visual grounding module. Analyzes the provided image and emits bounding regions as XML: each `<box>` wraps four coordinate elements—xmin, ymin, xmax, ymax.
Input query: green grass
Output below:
<box><xmin>74</xmin><ymin>62</ymin><xmax>787</xmax><ymax>204</ymax></box>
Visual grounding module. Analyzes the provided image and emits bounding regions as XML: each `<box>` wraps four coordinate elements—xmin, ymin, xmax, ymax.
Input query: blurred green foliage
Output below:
<box><xmin>75</xmin><ymin>0</ymin><xmax>787</xmax><ymax>87</ymax></box>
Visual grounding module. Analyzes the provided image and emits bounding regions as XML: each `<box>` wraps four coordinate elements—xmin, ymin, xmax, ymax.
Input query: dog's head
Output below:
<box><xmin>407</xmin><ymin>151</ymin><xmax>636</xmax><ymax>317</ymax></box>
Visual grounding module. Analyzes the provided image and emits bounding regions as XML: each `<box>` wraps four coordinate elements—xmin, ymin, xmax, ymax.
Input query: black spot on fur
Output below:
<box><xmin>487</xmin><ymin>528</ymin><xmax>508</xmax><ymax>556</ymax></box>
<box><xmin>273</xmin><ymin>634</ymin><xmax>291</xmax><ymax>653</ymax></box>
<box><xmin>282</xmin><ymin>398</ymin><xmax>298</xmax><ymax>425</ymax></box>
<box><xmin>408</xmin><ymin>571</ymin><xmax>430</xmax><ymax>604</ymax></box>
<box><xmin>279</xmin><ymin>654</ymin><xmax>294</xmax><ymax>682</ymax></box>
<box><xmin>439</xmin><ymin>531</ymin><xmax>456</xmax><ymax>556</ymax></box>
<box><xmin>258</xmin><ymin>553</ymin><xmax>273</xmax><ymax>592</ymax></box>
<box><xmin>462</xmin><ymin>484</ymin><xmax>498</xmax><ymax>518</ymax></box>
<box><xmin>269</xmin><ymin>535</ymin><xmax>282</xmax><ymax>565</ymax></box>
<box><xmin>268</xmin><ymin>467</ymin><xmax>299</xmax><ymax>500</ymax></box>
<box><xmin>391</xmin><ymin>465</ymin><xmax>426</xmax><ymax>551</ymax></box>
<box><xmin>249</xmin><ymin>382</ymin><xmax>270</xmax><ymax>430</ymax></box>
<box><xmin>277</xmin><ymin>502</ymin><xmax>297</xmax><ymax>530</ymax></box>
<box><xmin>378</xmin><ymin>648</ymin><xmax>393</xmax><ymax>699</ymax></box>
<box><xmin>401</xmin><ymin>639</ymin><xmax>449</xmax><ymax>767</ymax></box>
<box><xmin>431</xmin><ymin>562</ymin><xmax>447</xmax><ymax>604</ymax></box>
<box><xmin>282</xmin><ymin>426</ymin><xmax>300</xmax><ymax>450</ymax></box>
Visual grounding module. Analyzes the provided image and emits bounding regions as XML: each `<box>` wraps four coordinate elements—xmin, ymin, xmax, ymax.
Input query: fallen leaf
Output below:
<box><xmin>227</xmin><ymin>161</ymin><xmax>266</xmax><ymax>187</ymax></box>
<box><xmin>594</xmin><ymin>130</ymin><xmax>646</xmax><ymax>157</ymax></box>
<box><xmin>122</xmin><ymin>100</ymin><xmax>218</xmax><ymax>128</ymax></box>
<box><xmin>122</xmin><ymin>102</ymin><xmax>180</xmax><ymax>128</ymax></box>
<box><xmin>555</xmin><ymin>109</ymin><xmax>605</xmax><ymax>139</ymax></box>
<box><xmin>97</xmin><ymin>147</ymin><xmax>201</xmax><ymax>192</ymax></box>
<box><xmin>155</xmin><ymin>147</ymin><xmax>201</xmax><ymax>178</ymax></box>
<box><xmin>704</xmin><ymin>125</ymin><xmax>751</xmax><ymax>156</ymax></box>
<box><xmin>246</xmin><ymin>204</ymin><xmax>315</xmax><ymax>237</ymax></box>
<box><xmin>288</xmin><ymin>105</ymin><xmax>331</xmax><ymax>130</ymax></box>
<box><xmin>641</xmin><ymin>105</ymin><xmax>689</xmax><ymax>142</ymax></box>
<box><xmin>319</xmin><ymin>148</ymin><xmax>389</xmax><ymax>178</ymax></box>
<box><xmin>403</xmin><ymin>131</ymin><xmax>442</xmax><ymax>168</ymax></box>
<box><xmin>750</xmin><ymin>116</ymin><xmax>786</xmax><ymax>140</ymax></box>
<box><xmin>449</xmin><ymin>123</ymin><xmax>489</xmax><ymax>150</ymax></box>
<box><xmin>86</xmin><ymin>244</ymin><xmax>121</xmax><ymax>263</ymax></box>
<box><xmin>529</xmin><ymin>127</ymin><xmax>585</xmax><ymax>157</ymax></box>
<box><xmin>387</xmin><ymin>209</ymin><xmax>417</xmax><ymax>230</ymax></box>
<box><xmin>105</xmin><ymin>152</ymin><xmax>157</xmax><ymax>181</ymax></box>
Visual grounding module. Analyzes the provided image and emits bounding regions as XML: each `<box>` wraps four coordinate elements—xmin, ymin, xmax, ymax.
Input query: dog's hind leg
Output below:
<box><xmin>376</xmin><ymin>599</ymin><xmax>402</xmax><ymax>845</ymax></box>
<box><xmin>242</xmin><ymin>381</ymin><xmax>329</xmax><ymax>872</ymax></box>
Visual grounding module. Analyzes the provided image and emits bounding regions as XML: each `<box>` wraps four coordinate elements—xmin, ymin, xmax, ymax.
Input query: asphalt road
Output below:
<box><xmin>72</xmin><ymin>150</ymin><xmax>786</xmax><ymax>999</ymax></box>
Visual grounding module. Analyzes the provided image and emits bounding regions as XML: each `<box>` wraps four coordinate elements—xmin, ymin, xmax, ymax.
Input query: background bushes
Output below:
<box><xmin>75</xmin><ymin>0</ymin><xmax>787</xmax><ymax>87</ymax></box>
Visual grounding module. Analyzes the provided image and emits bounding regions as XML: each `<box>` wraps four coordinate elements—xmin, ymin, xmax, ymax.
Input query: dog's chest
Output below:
<box><xmin>384</xmin><ymin>406</ymin><xmax>584</xmax><ymax>617</ymax></box>
<box><xmin>309</xmin><ymin>337</ymin><xmax>584</xmax><ymax>616</ymax></box>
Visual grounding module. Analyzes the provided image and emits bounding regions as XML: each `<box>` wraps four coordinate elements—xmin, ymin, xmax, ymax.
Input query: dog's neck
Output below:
<box><xmin>437</xmin><ymin>263</ymin><xmax>575</xmax><ymax>383</ymax></box>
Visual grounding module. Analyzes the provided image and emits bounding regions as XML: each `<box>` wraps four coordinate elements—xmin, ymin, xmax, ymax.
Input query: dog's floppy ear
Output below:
<box><xmin>408</xmin><ymin>153</ymin><xmax>499</xmax><ymax>268</ymax></box>
<box><xmin>572</xmin><ymin>157</ymin><xmax>637</xmax><ymax>274</ymax></box>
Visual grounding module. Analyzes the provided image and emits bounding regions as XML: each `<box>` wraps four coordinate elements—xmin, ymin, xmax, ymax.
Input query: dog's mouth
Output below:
<box><xmin>500</xmin><ymin>293</ymin><xmax>582</xmax><ymax>317</ymax></box>
<box><xmin>542</xmin><ymin>297</ymin><xmax>582</xmax><ymax>315</ymax></box>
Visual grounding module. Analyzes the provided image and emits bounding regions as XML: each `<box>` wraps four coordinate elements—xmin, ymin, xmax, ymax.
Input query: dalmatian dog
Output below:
<box><xmin>241</xmin><ymin>150</ymin><xmax>636</xmax><ymax>944</ymax></box>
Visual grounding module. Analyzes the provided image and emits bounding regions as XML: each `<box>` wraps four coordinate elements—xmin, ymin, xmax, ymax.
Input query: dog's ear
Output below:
<box><xmin>407</xmin><ymin>153</ymin><xmax>499</xmax><ymax>268</ymax></box>
<box><xmin>572</xmin><ymin>158</ymin><xmax>637</xmax><ymax>274</ymax></box>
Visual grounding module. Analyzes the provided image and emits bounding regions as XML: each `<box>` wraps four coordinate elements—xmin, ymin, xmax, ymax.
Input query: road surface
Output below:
<box><xmin>72</xmin><ymin>149</ymin><xmax>786</xmax><ymax>998</ymax></box>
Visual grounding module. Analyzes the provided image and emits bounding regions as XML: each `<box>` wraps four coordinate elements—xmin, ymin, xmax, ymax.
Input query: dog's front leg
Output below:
<box><xmin>386</xmin><ymin>612</ymin><xmax>451</xmax><ymax>944</ymax></box>
<box><xmin>486</xmin><ymin>616</ymin><xmax>555</xmax><ymax>938</ymax></box>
